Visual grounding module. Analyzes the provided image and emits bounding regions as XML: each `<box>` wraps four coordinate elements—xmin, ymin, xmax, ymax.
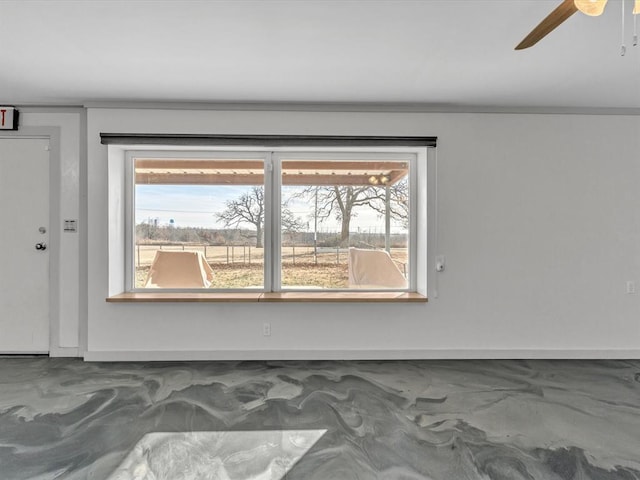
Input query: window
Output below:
<box><xmin>277</xmin><ymin>153</ymin><xmax>414</xmax><ymax>290</ymax></box>
<box><xmin>126</xmin><ymin>148</ymin><xmax>418</xmax><ymax>293</ymax></box>
<box><xmin>128</xmin><ymin>153</ymin><xmax>269</xmax><ymax>290</ymax></box>
<box><xmin>104</xmin><ymin>133</ymin><xmax>435</xmax><ymax>299</ymax></box>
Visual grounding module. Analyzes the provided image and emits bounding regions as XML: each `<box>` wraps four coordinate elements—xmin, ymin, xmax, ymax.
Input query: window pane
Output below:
<box><xmin>134</xmin><ymin>158</ymin><xmax>265</xmax><ymax>289</ymax></box>
<box><xmin>280</xmin><ymin>158</ymin><xmax>410</xmax><ymax>290</ymax></box>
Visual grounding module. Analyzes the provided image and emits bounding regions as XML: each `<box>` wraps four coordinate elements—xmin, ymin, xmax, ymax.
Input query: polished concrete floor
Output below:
<box><xmin>0</xmin><ymin>358</ymin><xmax>639</xmax><ymax>479</ymax></box>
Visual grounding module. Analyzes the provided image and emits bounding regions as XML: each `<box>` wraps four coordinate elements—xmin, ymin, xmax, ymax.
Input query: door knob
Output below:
<box><xmin>35</xmin><ymin>243</ymin><xmax>47</xmax><ymax>251</ymax></box>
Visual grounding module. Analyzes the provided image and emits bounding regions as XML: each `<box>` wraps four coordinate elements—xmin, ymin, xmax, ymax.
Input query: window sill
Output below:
<box><xmin>106</xmin><ymin>292</ymin><xmax>427</xmax><ymax>303</ymax></box>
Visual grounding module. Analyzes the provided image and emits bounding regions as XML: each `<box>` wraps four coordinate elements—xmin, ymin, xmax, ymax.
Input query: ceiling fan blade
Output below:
<box><xmin>515</xmin><ymin>0</ymin><xmax>579</xmax><ymax>50</ymax></box>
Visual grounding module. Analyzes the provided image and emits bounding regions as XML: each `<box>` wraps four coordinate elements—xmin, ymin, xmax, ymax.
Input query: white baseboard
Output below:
<box><xmin>83</xmin><ymin>349</ymin><xmax>640</xmax><ymax>362</ymax></box>
<box><xmin>50</xmin><ymin>346</ymin><xmax>80</xmax><ymax>358</ymax></box>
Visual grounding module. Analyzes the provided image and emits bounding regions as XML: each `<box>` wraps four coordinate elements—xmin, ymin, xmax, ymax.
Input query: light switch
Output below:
<box><xmin>626</xmin><ymin>281</ymin><xmax>636</xmax><ymax>294</ymax></box>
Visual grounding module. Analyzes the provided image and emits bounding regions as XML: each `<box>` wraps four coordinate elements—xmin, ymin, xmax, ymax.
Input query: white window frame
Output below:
<box><xmin>272</xmin><ymin>151</ymin><xmax>417</xmax><ymax>293</ymax></box>
<box><xmin>124</xmin><ymin>149</ymin><xmax>271</xmax><ymax>293</ymax></box>
<box><xmin>124</xmin><ymin>146</ymin><xmax>421</xmax><ymax>294</ymax></box>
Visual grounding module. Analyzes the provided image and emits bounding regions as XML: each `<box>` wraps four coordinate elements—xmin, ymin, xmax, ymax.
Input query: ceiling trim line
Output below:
<box><xmin>83</xmin><ymin>101</ymin><xmax>640</xmax><ymax>116</ymax></box>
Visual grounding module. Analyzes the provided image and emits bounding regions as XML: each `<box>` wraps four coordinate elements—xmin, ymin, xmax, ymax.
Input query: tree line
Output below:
<box><xmin>138</xmin><ymin>181</ymin><xmax>409</xmax><ymax>248</ymax></box>
<box><xmin>136</xmin><ymin>223</ymin><xmax>405</xmax><ymax>248</ymax></box>
<box><xmin>215</xmin><ymin>182</ymin><xmax>408</xmax><ymax>248</ymax></box>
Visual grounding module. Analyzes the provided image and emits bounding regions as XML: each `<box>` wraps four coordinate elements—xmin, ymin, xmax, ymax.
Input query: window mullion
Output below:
<box><xmin>262</xmin><ymin>152</ymin><xmax>272</xmax><ymax>292</ymax></box>
<box><xmin>124</xmin><ymin>152</ymin><xmax>135</xmax><ymax>292</ymax></box>
<box><xmin>409</xmin><ymin>153</ymin><xmax>418</xmax><ymax>291</ymax></box>
<box><xmin>269</xmin><ymin>152</ymin><xmax>282</xmax><ymax>292</ymax></box>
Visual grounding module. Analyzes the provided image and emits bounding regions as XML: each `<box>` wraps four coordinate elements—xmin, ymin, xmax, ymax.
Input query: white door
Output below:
<box><xmin>0</xmin><ymin>137</ymin><xmax>50</xmax><ymax>353</ymax></box>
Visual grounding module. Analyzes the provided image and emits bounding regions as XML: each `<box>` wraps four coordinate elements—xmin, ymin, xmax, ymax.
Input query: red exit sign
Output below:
<box><xmin>0</xmin><ymin>107</ymin><xmax>18</xmax><ymax>130</ymax></box>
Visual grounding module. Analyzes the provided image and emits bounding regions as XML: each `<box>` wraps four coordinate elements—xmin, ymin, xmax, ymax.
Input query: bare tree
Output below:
<box><xmin>297</xmin><ymin>179</ymin><xmax>410</xmax><ymax>245</ymax></box>
<box><xmin>216</xmin><ymin>186</ymin><xmax>304</xmax><ymax>248</ymax></box>
<box><xmin>299</xmin><ymin>186</ymin><xmax>383</xmax><ymax>245</ymax></box>
<box><xmin>368</xmin><ymin>178</ymin><xmax>409</xmax><ymax>229</ymax></box>
<box><xmin>216</xmin><ymin>187</ymin><xmax>265</xmax><ymax>248</ymax></box>
<box><xmin>281</xmin><ymin>209</ymin><xmax>306</xmax><ymax>234</ymax></box>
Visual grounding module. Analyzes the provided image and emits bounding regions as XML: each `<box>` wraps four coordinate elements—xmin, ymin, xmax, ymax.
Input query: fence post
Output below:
<box><xmin>336</xmin><ymin>246</ymin><xmax>339</xmax><ymax>264</ymax></box>
<box><xmin>248</xmin><ymin>246</ymin><xmax>251</xmax><ymax>264</ymax></box>
<box><xmin>232</xmin><ymin>246</ymin><xmax>235</xmax><ymax>263</ymax></box>
<box><xmin>204</xmin><ymin>245</ymin><xmax>207</xmax><ymax>259</ymax></box>
<box><xmin>226</xmin><ymin>246</ymin><xmax>229</xmax><ymax>264</ymax></box>
<box><xmin>243</xmin><ymin>244</ymin><xmax>246</xmax><ymax>264</ymax></box>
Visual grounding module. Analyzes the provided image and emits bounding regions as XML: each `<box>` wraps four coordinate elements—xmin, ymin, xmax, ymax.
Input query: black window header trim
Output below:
<box><xmin>100</xmin><ymin>133</ymin><xmax>437</xmax><ymax>148</ymax></box>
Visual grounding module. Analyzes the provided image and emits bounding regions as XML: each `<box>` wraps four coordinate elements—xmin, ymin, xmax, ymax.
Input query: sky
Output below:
<box><xmin>135</xmin><ymin>185</ymin><xmax>407</xmax><ymax>234</ymax></box>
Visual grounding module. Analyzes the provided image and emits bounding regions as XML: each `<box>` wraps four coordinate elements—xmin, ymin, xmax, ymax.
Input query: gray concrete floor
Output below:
<box><xmin>1</xmin><ymin>358</ymin><xmax>639</xmax><ymax>479</ymax></box>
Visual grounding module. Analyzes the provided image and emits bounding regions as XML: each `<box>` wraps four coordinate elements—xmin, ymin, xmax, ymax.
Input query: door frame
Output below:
<box><xmin>1</xmin><ymin>127</ymin><xmax>61</xmax><ymax>354</ymax></box>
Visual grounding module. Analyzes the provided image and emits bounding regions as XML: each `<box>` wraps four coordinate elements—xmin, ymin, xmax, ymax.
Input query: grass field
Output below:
<box><xmin>134</xmin><ymin>244</ymin><xmax>407</xmax><ymax>289</ymax></box>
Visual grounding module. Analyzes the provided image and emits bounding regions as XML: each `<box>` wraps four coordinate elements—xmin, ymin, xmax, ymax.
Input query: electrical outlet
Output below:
<box><xmin>263</xmin><ymin>322</ymin><xmax>271</xmax><ymax>336</ymax></box>
<box><xmin>626</xmin><ymin>281</ymin><xmax>636</xmax><ymax>294</ymax></box>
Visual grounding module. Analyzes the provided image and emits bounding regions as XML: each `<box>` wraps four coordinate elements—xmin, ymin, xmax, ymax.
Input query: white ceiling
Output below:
<box><xmin>1</xmin><ymin>0</ymin><xmax>640</xmax><ymax>109</ymax></box>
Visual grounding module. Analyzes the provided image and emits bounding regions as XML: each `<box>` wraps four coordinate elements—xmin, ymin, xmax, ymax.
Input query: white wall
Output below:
<box><xmin>20</xmin><ymin>109</ymin><xmax>82</xmax><ymax>355</ymax></box>
<box><xmin>85</xmin><ymin>107</ymin><xmax>640</xmax><ymax>360</ymax></box>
